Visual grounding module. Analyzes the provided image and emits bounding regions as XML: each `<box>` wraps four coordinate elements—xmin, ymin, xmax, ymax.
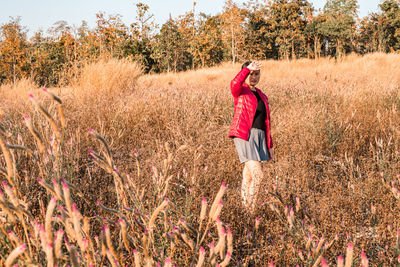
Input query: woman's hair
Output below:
<box><xmin>241</xmin><ymin>61</ymin><xmax>251</xmax><ymax>69</ymax></box>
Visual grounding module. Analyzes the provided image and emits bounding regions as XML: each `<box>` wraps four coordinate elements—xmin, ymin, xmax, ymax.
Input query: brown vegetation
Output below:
<box><xmin>0</xmin><ymin>53</ymin><xmax>399</xmax><ymax>265</ymax></box>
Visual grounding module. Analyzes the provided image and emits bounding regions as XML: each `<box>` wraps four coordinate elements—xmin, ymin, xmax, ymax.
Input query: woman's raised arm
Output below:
<box><xmin>230</xmin><ymin>67</ymin><xmax>250</xmax><ymax>98</ymax></box>
<box><xmin>230</xmin><ymin>61</ymin><xmax>261</xmax><ymax>98</ymax></box>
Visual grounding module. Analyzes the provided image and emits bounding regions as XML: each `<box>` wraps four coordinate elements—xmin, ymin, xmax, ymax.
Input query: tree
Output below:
<box><xmin>29</xmin><ymin>31</ymin><xmax>59</xmax><ymax>86</ymax></box>
<box><xmin>267</xmin><ymin>0</ymin><xmax>312</xmax><ymax>60</ymax></box>
<box><xmin>95</xmin><ymin>12</ymin><xmax>128</xmax><ymax>56</ymax></box>
<box><xmin>0</xmin><ymin>17</ymin><xmax>29</xmax><ymax>84</ymax></box>
<box><xmin>193</xmin><ymin>13</ymin><xmax>224</xmax><ymax>67</ymax></box>
<box><xmin>379</xmin><ymin>0</ymin><xmax>400</xmax><ymax>51</ymax></box>
<box><xmin>152</xmin><ymin>17</ymin><xmax>190</xmax><ymax>72</ymax></box>
<box><xmin>242</xmin><ymin>0</ymin><xmax>276</xmax><ymax>60</ymax></box>
<box><xmin>131</xmin><ymin>3</ymin><xmax>156</xmax><ymax>41</ymax></box>
<box><xmin>319</xmin><ymin>0</ymin><xmax>359</xmax><ymax>58</ymax></box>
<box><xmin>357</xmin><ymin>13</ymin><xmax>385</xmax><ymax>53</ymax></box>
<box><xmin>129</xmin><ymin>3</ymin><xmax>157</xmax><ymax>72</ymax></box>
<box><xmin>221</xmin><ymin>0</ymin><xmax>245</xmax><ymax>64</ymax></box>
<box><xmin>305</xmin><ymin>11</ymin><xmax>326</xmax><ymax>58</ymax></box>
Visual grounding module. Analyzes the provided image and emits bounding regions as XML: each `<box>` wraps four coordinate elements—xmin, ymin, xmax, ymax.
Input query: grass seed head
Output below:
<box><xmin>5</xmin><ymin>244</ymin><xmax>26</xmax><ymax>267</ymax></box>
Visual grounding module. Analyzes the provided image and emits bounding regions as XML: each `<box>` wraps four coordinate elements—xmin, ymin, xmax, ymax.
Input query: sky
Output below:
<box><xmin>0</xmin><ymin>0</ymin><xmax>382</xmax><ymax>36</ymax></box>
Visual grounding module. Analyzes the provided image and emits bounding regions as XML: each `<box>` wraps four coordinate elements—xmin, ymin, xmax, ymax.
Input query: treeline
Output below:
<box><xmin>1</xmin><ymin>0</ymin><xmax>400</xmax><ymax>86</ymax></box>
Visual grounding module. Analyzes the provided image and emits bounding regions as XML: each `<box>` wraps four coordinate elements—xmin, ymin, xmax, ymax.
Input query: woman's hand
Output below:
<box><xmin>247</xmin><ymin>61</ymin><xmax>261</xmax><ymax>71</ymax></box>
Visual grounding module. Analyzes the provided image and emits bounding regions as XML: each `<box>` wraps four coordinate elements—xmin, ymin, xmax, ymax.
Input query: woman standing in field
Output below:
<box><xmin>229</xmin><ymin>61</ymin><xmax>273</xmax><ymax>213</ymax></box>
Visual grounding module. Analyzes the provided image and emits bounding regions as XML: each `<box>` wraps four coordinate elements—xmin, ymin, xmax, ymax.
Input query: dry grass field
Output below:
<box><xmin>0</xmin><ymin>53</ymin><xmax>399</xmax><ymax>266</ymax></box>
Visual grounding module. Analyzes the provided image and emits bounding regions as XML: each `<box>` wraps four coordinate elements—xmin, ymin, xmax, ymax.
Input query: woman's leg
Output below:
<box><xmin>244</xmin><ymin>160</ymin><xmax>264</xmax><ymax>213</ymax></box>
<box><xmin>241</xmin><ymin>164</ymin><xmax>251</xmax><ymax>206</ymax></box>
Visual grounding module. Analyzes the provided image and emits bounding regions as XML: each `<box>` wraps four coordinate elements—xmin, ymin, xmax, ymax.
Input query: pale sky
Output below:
<box><xmin>0</xmin><ymin>0</ymin><xmax>381</xmax><ymax>36</ymax></box>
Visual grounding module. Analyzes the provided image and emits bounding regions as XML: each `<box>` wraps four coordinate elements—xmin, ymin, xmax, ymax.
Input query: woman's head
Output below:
<box><xmin>242</xmin><ymin>61</ymin><xmax>261</xmax><ymax>88</ymax></box>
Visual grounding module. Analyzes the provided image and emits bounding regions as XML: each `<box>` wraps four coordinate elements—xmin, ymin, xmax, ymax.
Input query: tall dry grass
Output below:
<box><xmin>0</xmin><ymin>54</ymin><xmax>399</xmax><ymax>265</ymax></box>
<box><xmin>76</xmin><ymin>58</ymin><xmax>143</xmax><ymax>95</ymax></box>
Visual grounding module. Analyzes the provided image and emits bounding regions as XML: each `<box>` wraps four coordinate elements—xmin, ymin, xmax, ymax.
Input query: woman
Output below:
<box><xmin>229</xmin><ymin>61</ymin><xmax>274</xmax><ymax>213</ymax></box>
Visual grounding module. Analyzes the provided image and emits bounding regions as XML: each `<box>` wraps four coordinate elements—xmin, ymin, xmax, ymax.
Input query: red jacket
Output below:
<box><xmin>229</xmin><ymin>67</ymin><xmax>273</xmax><ymax>149</ymax></box>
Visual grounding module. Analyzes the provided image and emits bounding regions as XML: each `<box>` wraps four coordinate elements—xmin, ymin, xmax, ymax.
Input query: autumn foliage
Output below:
<box><xmin>1</xmin><ymin>1</ymin><xmax>400</xmax><ymax>87</ymax></box>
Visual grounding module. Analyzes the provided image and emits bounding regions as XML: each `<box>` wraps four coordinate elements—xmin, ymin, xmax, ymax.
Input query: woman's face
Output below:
<box><xmin>249</xmin><ymin>70</ymin><xmax>260</xmax><ymax>87</ymax></box>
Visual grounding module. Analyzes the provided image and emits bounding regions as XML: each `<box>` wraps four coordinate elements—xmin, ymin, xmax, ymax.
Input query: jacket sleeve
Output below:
<box><xmin>230</xmin><ymin>67</ymin><xmax>250</xmax><ymax>98</ymax></box>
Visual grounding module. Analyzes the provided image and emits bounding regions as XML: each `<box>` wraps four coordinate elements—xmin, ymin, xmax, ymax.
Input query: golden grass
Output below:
<box><xmin>0</xmin><ymin>53</ymin><xmax>399</xmax><ymax>265</ymax></box>
<box><xmin>76</xmin><ymin>58</ymin><xmax>143</xmax><ymax>96</ymax></box>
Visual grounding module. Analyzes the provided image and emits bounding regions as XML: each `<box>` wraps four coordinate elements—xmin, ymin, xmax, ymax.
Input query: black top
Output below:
<box><xmin>251</xmin><ymin>90</ymin><xmax>266</xmax><ymax>131</ymax></box>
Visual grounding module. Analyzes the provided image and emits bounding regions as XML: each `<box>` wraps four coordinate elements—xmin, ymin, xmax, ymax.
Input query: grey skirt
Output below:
<box><xmin>234</xmin><ymin>128</ymin><xmax>270</xmax><ymax>163</ymax></box>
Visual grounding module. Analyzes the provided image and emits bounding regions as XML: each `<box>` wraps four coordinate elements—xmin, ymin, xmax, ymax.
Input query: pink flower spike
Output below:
<box><xmin>29</xmin><ymin>94</ymin><xmax>34</xmax><ymax>98</ymax></box>
<box><xmin>24</xmin><ymin>114</ymin><xmax>30</xmax><ymax>120</ymax></box>
<box><xmin>255</xmin><ymin>217</ymin><xmax>260</xmax><ymax>222</ymax></box>
<box><xmin>221</xmin><ymin>182</ymin><xmax>226</xmax><ymax>188</ymax></box>
<box><xmin>164</xmin><ymin>198</ymin><xmax>169</xmax><ymax>202</ymax></box>
<box><xmin>321</xmin><ymin>258</ymin><xmax>328</xmax><ymax>267</ymax></box>
<box><xmin>269</xmin><ymin>260</ymin><xmax>274</xmax><ymax>267</ymax></box>
<box><xmin>361</xmin><ymin>251</ymin><xmax>367</xmax><ymax>258</ymax></box>
<box><xmin>165</xmin><ymin>257</ymin><xmax>171</xmax><ymax>263</ymax></box>
<box><xmin>57</xmin><ymin>205</ymin><xmax>64</xmax><ymax>211</ymax></box>
<box><xmin>200</xmin><ymin>246</ymin><xmax>205</xmax><ymax>253</ymax></box>
<box><xmin>96</xmin><ymin>200</ymin><xmax>100</xmax><ymax>205</ymax></box>
<box><xmin>202</xmin><ymin>197</ymin><xmax>207</xmax><ymax>203</ymax></box>
<box><xmin>42</xmin><ymin>88</ymin><xmax>48</xmax><ymax>92</ymax></box>
<box><xmin>88</xmin><ymin>128</ymin><xmax>94</xmax><ymax>134</ymax></box>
